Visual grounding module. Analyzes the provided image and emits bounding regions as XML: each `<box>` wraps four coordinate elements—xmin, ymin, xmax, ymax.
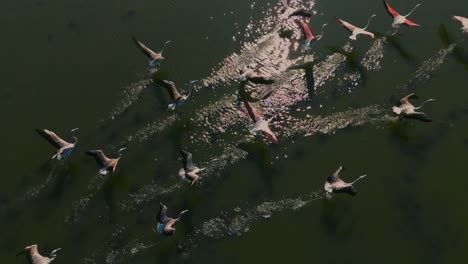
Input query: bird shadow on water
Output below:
<box><xmin>287</xmin><ymin>61</ymin><xmax>315</xmax><ymax>99</ymax></box>
<box><xmin>98</xmin><ymin>70</ymin><xmax>170</xmax><ymax>124</ymax></box>
<box><xmin>238</xmin><ymin>141</ymin><xmax>276</xmax><ymax>196</ymax></box>
<box><xmin>65</xmin><ymin>172</ymin><xmax>117</xmax><ymax>225</ymax></box>
<box><xmin>326</xmin><ymin>45</ymin><xmax>362</xmax><ymax>71</ymax></box>
<box><xmin>325</xmin><ymin>44</ymin><xmax>368</xmax><ymax>89</ymax></box>
<box><xmin>383</xmin><ymin>33</ymin><xmax>417</xmax><ymax>64</ymax></box>
<box><xmin>320</xmin><ymin>198</ymin><xmax>356</xmax><ymax>240</ymax></box>
<box><xmin>1</xmin><ymin>160</ymin><xmax>77</xmax><ymax>224</ymax></box>
<box><xmin>387</xmin><ymin>121</ymin><xmax>432</xmax><ymax>158</ymax></box>
<box><xmin>20</xmin><ymin>160</ymin><xmax>64</xmax><ymax>201</ymax></box>
<box><xmin>387</xmin><ymin>115</ymin><xmax>455</xmax><ymax>162</ymax></box>
<box><xmin>438</xmin><ymin>24</ymin><xmax>468</xmax><ymax>71</ymax></box>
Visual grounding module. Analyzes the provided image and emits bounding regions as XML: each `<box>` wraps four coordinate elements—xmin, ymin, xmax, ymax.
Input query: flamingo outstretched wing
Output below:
<box><xmin>296</xmin><ymin>20</ymin><xmax>314</xmax><ymax>42</ymax></box>
<box><xmin>336</xmin><ymin>18</ymin><xmax>357</xmax><ymax>33</ymax></box>
<box><xmin>404</xmin><ymin>18</ymin><xmax>420</xmax><ymax>26</ymax></box>
<box><xmin>453</xmin><ymin>15</ymin><xmax>468</xmax><ymax>27</ymax></box>
<box><xmin>383</xmin><ymin>0</ymin><xmax>400</xmax><ymax>18</ymax></box>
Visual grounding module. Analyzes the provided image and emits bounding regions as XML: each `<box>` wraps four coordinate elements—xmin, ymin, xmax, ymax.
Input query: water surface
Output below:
<box><xmin>1</xmin><ymin>0</ymin><xmax>468</xmax><ymax>263</ymax></box>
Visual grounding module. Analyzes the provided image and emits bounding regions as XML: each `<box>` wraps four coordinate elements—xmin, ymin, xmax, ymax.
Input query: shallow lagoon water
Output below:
<box><xmin>1</xmin><ymin>0</ymin><xmax>468</xmax><ymax>263</ymax></box>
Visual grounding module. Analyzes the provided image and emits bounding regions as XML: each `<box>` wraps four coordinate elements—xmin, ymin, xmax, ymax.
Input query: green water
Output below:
<box><xmin>1</xmin><ymin>0</ymin><xmax>468</xmax><ymax>263</ymax></box>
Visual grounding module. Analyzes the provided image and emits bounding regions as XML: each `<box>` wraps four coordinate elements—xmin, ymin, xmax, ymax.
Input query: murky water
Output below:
<box><xmin>1</xmin><ymin>0</ymin><xmax>468</xmax><ymax>263</ymax></box>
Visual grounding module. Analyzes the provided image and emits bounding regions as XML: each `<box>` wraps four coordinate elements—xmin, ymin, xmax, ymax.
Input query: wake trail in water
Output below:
<box><xmin>102</xmin><ymin>77</ymin><xmax>154</xmax><ymax>123</ymax></box>
<box><xmin>187</xmin><ymin>191</ymin><xmax>324</xmax><ymax>241</ymax></box>
<box><xmin>101</xmin><ymin>0</ymin><xmax>309</xmax><ymax>130</ymax></box>
<box><xmin>120</xmin><ymin>147</ymin><xmax>249</xmax><ymax>212</ymax></box>
<box><xmin>21</xmin><ymin>164</ymin><xmax>58</xmax><ymax>200</ymax></box>
<box><xmin>102</xmin><ymin>191</ymin><xmax>325</xmax><ymax>263</ymax></box>
<box><xmin>312</xmin><ymin>43</ymin><xmax>352</xmax><ymax>89</ymax></box>
<box><xmin>120</xmin><ymin>104</ymin><xmax>391</xmax><ymax>213</ymax></box>
<box><xmin>111</xmin><ymin>16</ymin><xmax>303</xmax><ymax>145</ymax></box>
<box><xmin>277</xmin><ymin>105</ymin><xmax>392</xmax><ymax>138</ymax></box>
<box><xmin>121</xmin><ymin>114</ymin><xmax>178</xmax><ymax>144</ymax></box>
<box><xmin>362</xmin><ymin>37</ymin><xmax>386</xmax><ymax>71</ymax></box>
<box><xmin>82</xmin><ymin>225</ymin><xmax>161</xmax><ymax>264</ymax></box>
<box><xmin>84</xmin><ymin>1</ymin><xmax>406</xmax><ymax>261</ymax></box>
<box><xmin>401</xmin><ymin>43</ymin><xmax>456</xmax><ymax>91</ymax></box>
<box><xmin>65</xmin><ymin>174</ymin><xmax>110</xmax><ymax>224</ymax></box>
<box><xmin>105</xmin><ymin>0</ymin><xmax>359</xmax><ymax>149</ymax></box>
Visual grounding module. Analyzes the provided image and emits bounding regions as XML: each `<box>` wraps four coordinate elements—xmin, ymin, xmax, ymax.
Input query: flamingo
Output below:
<box><xmin>295</xmin><ymin>19</ymin><xmax>327</xmax><ymax>49</ymax></box>
<box><xmin>336</xmin><ymin>15</ymin><xmax>376</xmax><ymax>40</ymax></box>
<box><xmin>158</xmin><ymin>80</ymin><xmax>192</xmax><ymax>111</ymax></box>
<box><xmin>155</xmin><ymin>202</ymin><xmax>188</xmax><ymax>236</ymax></box>
<box><xmin>36</xmin><ymin>128</ymin><xmax>79</xmax><ymax>160</ymax></box>
<box><xmin>178</xmin><ymin>150</ymin><xmax>204</xmax><ymax>186</ymax></box>
<box><xmin>383</xmin><ymin>1</ymin><xmax>421</xmax><ymax>28</ymax></box>
<box><xmin>132</xmin><ymin>37</ymin><xmax>171</xmax><ymax>67</ymax></box>
<box><xmin>392</xmin><ymin>93</ymin><xmax>435</xmax><ymax>122</ymax></box>
<box><xmin>242</xmin><ymin>99</ymin><xmax>278</xmax><ymax>144</ymax></box>
<box><xmin>86</xmin><ymin>148</ymin><xmax>127</xmax><ymax>175</ymax></box>
<box><xmin>16</xmin><ymin>244</ymin><xmax>61</xmax><ymax>264</ymax></box>
<box><xmin>324</xmin><ymin>166</ymin><xmax>367</xmax><ymax>197</ymax></box>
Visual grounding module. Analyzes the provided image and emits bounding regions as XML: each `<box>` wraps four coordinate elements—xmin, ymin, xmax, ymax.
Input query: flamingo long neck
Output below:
<box><xmin>350</xmin><ymin>175</ymin><xmax>367</xmax><ymax>185</ymax></box>
<box><xmin>177</xmin><ymin>210</ymin><xmax>188</xmax><ymax>219</ymax></box>
<box><xmin>404</xmin><ymin>3</ymin><xmax>421</xmax><ymax>17</ymax></box>
<box><xmin>363</xmin><ymin>15</ymin><xmax>376</xmax><ymax>30</ymax></box>
<box><xmin>73</xmin><ymin>136</ymin><xmax>78</xmax><ymax>144</ymax></box>
<box><xmin>160</xmin><ymin>40</ymin><xmax>171</xmax><ymax>55</ymax></box>
<box><xmin>320</xmin><ymin>23</ymin><xmax>328</xmax><ymax>36</ymax></box>
<box><xmin>415</xmin><ymin>99</ymin><xmax>435</xmax><ymax>110</ymax></box>
<box><xmin>118</xmin><ymin>149</ymin><xmax>126</xmax><ymax>157</ymax></box>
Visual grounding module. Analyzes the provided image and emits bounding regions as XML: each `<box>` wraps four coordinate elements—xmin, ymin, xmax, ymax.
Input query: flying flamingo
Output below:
<box><xmin>392</xmin><ymin>93</ymin><xmax>435</xmax><ymax>122</ymax></box>
<box><xmin>132</xmin><ymin>37</ymin><xmax>171</xmax><ymax>67</ymax></box>
<box><xmin>336</xmin><ymin>15</ymin><xmax>376</xmax><ymax>40</ymax></box>
<box><xmin>86</xmin><ymin>148</ymin><xmax>127</xmax><ymax>175</ymax></box>
<box><xmin>178</xmin><ymin>150</ymin><xmax>204</xmax><ymax>186</ymax></box>
<box><xmin>453</xmin><ymin>16</ymin><xmax>468</xmax><ymax>34</ymax></box>
<box><xmin>383</xmin><ymin>1</ymin><xmax>421</xmax><ymax>28</ymax></box>
<box><xmin>36</xmin><ymin>128</ymin><xmax>79</xmax><ymax>160</ymax></box>
<box><xmin>324</xmin><ymin>166</ymin><xmax>367</xmax><ymax>198</ymax></box>
<box><xmin>242</xmin><ymin>99</ymin><xmax>278</xmax><ymax>144</ymax></box>
<box><xmin>295</xmin><ymin>19</ymin><xmax>327</xmax><ymax>49</ymax></box>
<box><xmin>16</xmin><ymin>244</ymin><xmax>61</xmax><ymax>264</ymax></box>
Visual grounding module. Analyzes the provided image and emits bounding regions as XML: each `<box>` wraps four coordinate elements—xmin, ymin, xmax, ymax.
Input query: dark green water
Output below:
<box><xmin>1</xmin><ymin>0</ymin><xmax>468</xmax><ymax>263</ymax></box>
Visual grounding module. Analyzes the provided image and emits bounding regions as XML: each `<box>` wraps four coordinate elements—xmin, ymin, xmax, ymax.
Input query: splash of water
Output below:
<box><xmin>362</xmin><ymin>37</ymin><xmax>386</xmax><ymax>71</ymax></box>
<box><xmin>120</xmin><ymin>147</ymin><xmax>249</xmax><ymax>212</ymax></box>
<box><xmin>194</xmin><ymin>192</ymin><xmax>323</xmax><ymax>240</ymax></box>
<box><xmin>122</xmin><ymin>114</ymin><xmax>178</xmax><ymax>144</ymax></box>
<box><xmin>402</xmin><ymin>43</ymin><xmax>456</xmax><ymax>91</ymax></box>
<box><xmin>65</xmin><ymin>174</ymin><xmax>111</xmax><ymax>224</ymax></box>
<box><xmin>65</xmin><ymin>193</ymin><xmax>95</xmax><ymax>224</ymax></box>
<box><xmin>106</xmin><ymin>78</ymin><xmax>153</xmax><ymax>121</ymax></box>
<box><xmin>21</xmin><ymin>165</ymin><xmax>57</xmax><ymax>200</ymax></box>
<box><xmin>313</xmin><ymin>51</ymin><xmax>348</xmax><ymax>89</ymax></box>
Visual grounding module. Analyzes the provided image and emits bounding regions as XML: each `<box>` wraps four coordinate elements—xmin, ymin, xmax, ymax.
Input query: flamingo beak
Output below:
<box><xmin>16</xmin><ymin>250</ymin><xmax>25</xmax><ymax>256</ymax></box>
